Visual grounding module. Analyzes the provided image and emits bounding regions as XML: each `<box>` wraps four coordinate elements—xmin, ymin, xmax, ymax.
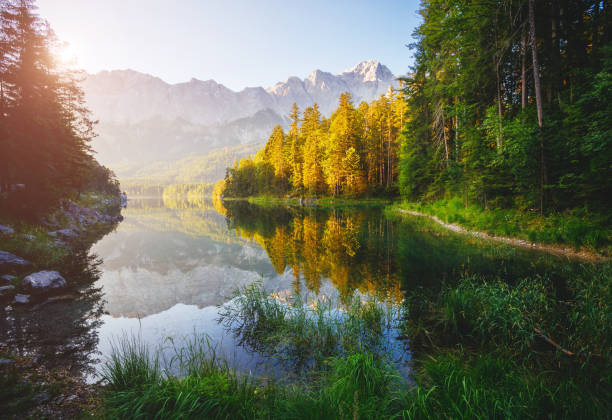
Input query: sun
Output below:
<box><xmin>56</xmin><ymin>42</ymin><xmax>78</xmax><ymax>67</ymax></box>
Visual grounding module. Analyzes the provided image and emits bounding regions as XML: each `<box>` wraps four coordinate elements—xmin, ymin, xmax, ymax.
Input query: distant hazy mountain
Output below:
<box><xmin>82</xmin><ymin>60</ymin><xmax>398</xmax><ymax>169</ymax></box>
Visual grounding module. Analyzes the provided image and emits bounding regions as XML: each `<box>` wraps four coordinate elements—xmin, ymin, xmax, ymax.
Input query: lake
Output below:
<box><xmin>0</xmin><ymin>196</ymin><xmax>590</xmax><ymax>381</ymax></box>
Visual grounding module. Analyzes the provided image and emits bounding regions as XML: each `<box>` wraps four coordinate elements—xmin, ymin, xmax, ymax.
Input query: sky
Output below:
<box><xmin>37</xmin><ymin>0</ymin><xmax>422</xmax><ymax>91</ymax></box>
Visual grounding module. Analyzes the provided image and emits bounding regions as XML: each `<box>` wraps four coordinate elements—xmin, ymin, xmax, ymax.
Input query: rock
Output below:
<box><xmin>0</xmin><ymin>358</ymin><xmax>15</xmax><ymax>366</ymax></box>
<box><xmin>49</xmin><ymin>229</ymin><xmax>78</xmax><ymax>239</ymax></box>
<box><xmin>0</xmin><ymin>224</ymin><xmax>14</xmax><ymax>235</ymax></box>
<box><xmin>32</xmin><ymin>392</ymin><xmax>50</xmax><ymax>404</ymax></box>
<box><xmin>65</xmin><ymin>395</ymin><xmax>78</xmax><ymax>403</ymax></box>
<box><xmin>0</xmin><ymin>251</ymin><xmax>32</xmax><ymax>272</ymax></box>
<box><xmin>22</xmin><ymin>271</ymin><xmax>67</xmax><ymax>293</ymax></box>
<box><xmin>0</xmin><ymin>285</ymin><xmax>15</xmax><ymax>296</ymax></box>
<box><xmin>13</xmin><ymin>294</ymin><xmax>30</xmax><ymax>304</ymax></box>
<box><xmin>120</xmin><ymin>193</ymin><xmax>128</xmax><ymax>207</ymax></box>
<box><xmin>0</xmin><ymin>274</ymin><xmax>16</xmax><ymax>285</ymax></box>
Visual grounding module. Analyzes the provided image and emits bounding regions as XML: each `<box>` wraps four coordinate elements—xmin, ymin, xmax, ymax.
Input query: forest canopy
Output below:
<box><xmin>399</xmin><ymin>0</ymin><xmax>611</xmax><ymax>212</ymax></box>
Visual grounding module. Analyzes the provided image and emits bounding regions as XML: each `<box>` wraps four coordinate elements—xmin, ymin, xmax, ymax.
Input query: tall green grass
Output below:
<box><xmin>218</xmin><ymin>283</ymin><xmax>399</xmax><ymax>370</ymax></box>
<box><xmin>102</xmin><ymin>276</ymin><xmax>612</xmax><ymax>419</ymax></box>
<box><xmin>395</xmin><ymin>197</ymin><xmax>612</xmax><ymax>253</ymax></box>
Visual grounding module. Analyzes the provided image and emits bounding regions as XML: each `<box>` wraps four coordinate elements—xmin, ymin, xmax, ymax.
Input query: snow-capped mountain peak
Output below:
<box><xmin>82</xmin><ymin>60</ymin><xmax>399</xmax><ymax>165</ymax></box>
<box><xmin>342</xmin><ymin>59</ymin><xmax>394</xmax><ymax>83</ymax></box>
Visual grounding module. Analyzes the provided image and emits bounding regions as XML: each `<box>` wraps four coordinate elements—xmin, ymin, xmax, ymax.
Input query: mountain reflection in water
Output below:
<box><xmin>0</xmin><ymin>196</ymin><xmax>586</xmax><ymax>381</ymax></box>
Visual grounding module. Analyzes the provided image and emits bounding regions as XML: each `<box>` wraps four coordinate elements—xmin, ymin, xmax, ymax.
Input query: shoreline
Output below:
<box><xmin>225</xmin><ymin>196</ymin><xmax>395</xmax><ymax>207</ymax></box>
<box><xmin>0</xmin><ymin>190</ymin><xmax>126</xmax><ymax>418</ymax></box>
<box><xmin>396</xmin><ymin>208</ymin><xmax>608</xmax><ymax>262</ymax></box>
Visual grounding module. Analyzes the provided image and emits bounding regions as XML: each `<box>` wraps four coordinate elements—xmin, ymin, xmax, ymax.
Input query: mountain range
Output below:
<box><xmin>82</xmin><ymin>60</ymin><xmax>399</xmax><ymax>176</ymax></box>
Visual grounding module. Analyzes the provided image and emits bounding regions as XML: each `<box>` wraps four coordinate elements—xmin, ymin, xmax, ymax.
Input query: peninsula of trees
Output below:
<box><xmin>222</xmin><ymin>90</ymin><xmax>406</xmax><ymax>198</ymax></box>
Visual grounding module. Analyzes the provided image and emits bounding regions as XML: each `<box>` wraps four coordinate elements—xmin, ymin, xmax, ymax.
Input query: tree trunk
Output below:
<box><xmin>454</xmin><ymin>97</ymin><xmax>459</xmax><ymax>161</ymax></box>
<box><xmin>521</xmin><ymin>27</ymin><xmax>528</xmax><ymax>109</ymax></box>
<box><xmin>496</xmin><ymin>59</ymin><xmax>503</xmax><ymax>148</ymax></box>
<box><xmin>529</xmin><ymin>0</ymin><xmax>543</xmax><ymax>128</ymax></box>
<box><xmin>442</xmin><ymin>108</ymin><xmax>449</xmax><ymax>165</ymax></box>
<box><xmin>529</xmin><ymin>0</ymin><xmax>546</xmax><ymax>213</ymax></box>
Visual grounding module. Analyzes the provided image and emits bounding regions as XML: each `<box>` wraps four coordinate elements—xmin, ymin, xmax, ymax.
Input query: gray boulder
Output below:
<box><xmin>0</xmin><ymin>224</ymin><xmax>14</xmax><ymax>235</ymax></box>
<box><xmin>0</xmin><ymin>251</ymin><xmax>32</xmax><ymax>272</ymax></box>
<box><xmin>22</xmin><ymin>271</ymin><xmax>67</xmax><ymax>294</ymax></box>
<box><xmin>13</xmin><ymin>294</ymin><xmax>29</xmax><ymax>304</ymax></box>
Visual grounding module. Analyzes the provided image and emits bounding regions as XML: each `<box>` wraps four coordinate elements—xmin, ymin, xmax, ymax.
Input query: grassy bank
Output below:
<box><xmin>0</xmin><ymin>191</ymin><xmax>123</xmax><ymax>272</ymax></box>
<box><xmin>101</xmin><ymin>269</ymin><xmax>612</xmax><ymax>419</ymax></box>
<box><xmin>225</xmin><ymin>195</ymin><xmax>395</xmax><ymax>208</ymax></box>
<box><xmin>392</xmin><ymin>198</ymin><xmax>612</xmax><ymax>256</ymax></box>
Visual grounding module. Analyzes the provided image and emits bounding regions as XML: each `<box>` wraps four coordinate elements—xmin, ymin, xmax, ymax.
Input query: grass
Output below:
<box><xmin>218</xmin><ymin>283</ymin><xmax>400</xmax><ymax>371</ymax></box>
<box><xmin>393</xmin><ymin>197</ymin><xmax>612</xmax><ymax>255</ymax></box>
<box><xmin>0</xmin><ymin>191</ymin><xmax>122</xmax><ymax>275</ymax></box>
<box><xmin>101</xmin><ymin>274</ymin><xmax>612</xmax><ymax>419</ymax></box>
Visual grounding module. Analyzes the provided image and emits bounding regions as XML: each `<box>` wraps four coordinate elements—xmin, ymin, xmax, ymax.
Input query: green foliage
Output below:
<box><xmin>399</xmin><ymin>0</ymin><xmax>612</xmax><ymax>213</ymax></box>
<box><xmin>116</xmin><ymin>142</ymin><xmax>263</xmax><ymax>187</ymax></box>
<box><xmin>400</xmin><ymin>197</ymin><xmax>612</xmax><ymax>252</ymax></box>
<box><xmin>102</xmin><ymin>266</ymin><xmax>612</xmax><ymax>419</ymax></box>
<box><xmin>218</xmin><ymin>282</ymin><xmax>398</xmax><ymax>370</ymax></box>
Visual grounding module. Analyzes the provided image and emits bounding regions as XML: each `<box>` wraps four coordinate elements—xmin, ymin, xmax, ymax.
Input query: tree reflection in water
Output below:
<box><xmin>0</xmin><ymin>238</ymin><xmax>114</xmax><ymax>380</ymax></box>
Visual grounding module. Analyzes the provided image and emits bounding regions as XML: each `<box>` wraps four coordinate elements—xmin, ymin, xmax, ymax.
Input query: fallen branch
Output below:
<box><xmin>533</xmin><ymin>327</ymin><xmax>575</xmax><ymax>356</ymax></box>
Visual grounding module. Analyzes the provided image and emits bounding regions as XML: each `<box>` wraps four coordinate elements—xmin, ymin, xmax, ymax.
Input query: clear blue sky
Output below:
<box><xmin>37</xmin><ymin>0</ymin><xmax>422</xmax><ymax>91</ymax></box>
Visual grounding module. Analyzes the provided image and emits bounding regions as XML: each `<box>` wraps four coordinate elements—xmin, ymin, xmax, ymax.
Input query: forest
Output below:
<box><xmin>222</xmin><ymin>91</ymin><xmax>406</xmax><ymax>198</ymax></box>
<box><xmin>0</xmin><ymin>0</ymin><xmax>119</xmax><ymax>218</ymax></box>
<box><xmin>400</xmin><ymin>0</ymin><xmax>611</xmax><ymax>214</ymax></box>
<box><xmin>223</xmin><ymin>0</ymin><xmax>611</xmax><ymax>218</ymax></box>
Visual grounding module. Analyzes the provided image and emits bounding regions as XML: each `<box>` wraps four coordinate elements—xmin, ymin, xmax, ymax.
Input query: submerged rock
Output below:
<box><xmin>22</xmin><ymin>271</ymin><xmax>67</xmax><ymax>293</ymax></box>
<box><xmin>0</xmin><ymin>224</ymin><xmax>14</xmax><ymax>235</ymax></box>
<box><xmin>13</xmin><ymin>294</ymin><xmax>30</xmax><ymax>304</ymax></box>
<box><xmin>0</xmin><ymin>251</ymin><xmax>32</xmax><ymax>272</ymax></box>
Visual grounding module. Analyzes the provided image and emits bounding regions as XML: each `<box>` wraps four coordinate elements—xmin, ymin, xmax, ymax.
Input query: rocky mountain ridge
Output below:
<box><xmin>82</xmin><ymin>60</ymin><xmax>399</xmax><ymax>166</ymax></box>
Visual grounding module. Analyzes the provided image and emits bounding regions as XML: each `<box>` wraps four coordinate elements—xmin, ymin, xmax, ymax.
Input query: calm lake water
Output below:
<box><xmin>0</xmin><ymin>196</ymin><xmax>590</xmax><ymax>381</ymax></box>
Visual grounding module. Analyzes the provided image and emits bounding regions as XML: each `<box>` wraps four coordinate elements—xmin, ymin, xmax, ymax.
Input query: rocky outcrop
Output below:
<box><xmin>22</xmin><ymin>271</ymin><xmax>67</xmax><ymax>294</ymax></box>
<box><xmin>0</xmin><ymin>251</ymin><xmax>32</xmax><ymax>272</ymax></box>
<box><xmin>43</xmin><ymin>198</ymin><xmax>124</xmax><ymax>241</ymax></box>
<box><xmin>0</xmin><ymin>193</ymin><xmax>125</xmax><ymax>305</ymax></box>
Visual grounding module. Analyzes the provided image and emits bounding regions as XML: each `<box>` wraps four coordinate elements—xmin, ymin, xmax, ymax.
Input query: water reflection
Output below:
<box><xmin>0</xmin><ymin>245</ymin><xmax>110</xmax><ymax>379</ymax></box>
<box><xmin>0</xmin><ymin>197</ymin><xmax>587</xmax><ymax>381</ymax></box>
<box><xmin>223</xmin><ymin>200</ymin><xmax>581</xmax><ymax>299</ymax></box>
